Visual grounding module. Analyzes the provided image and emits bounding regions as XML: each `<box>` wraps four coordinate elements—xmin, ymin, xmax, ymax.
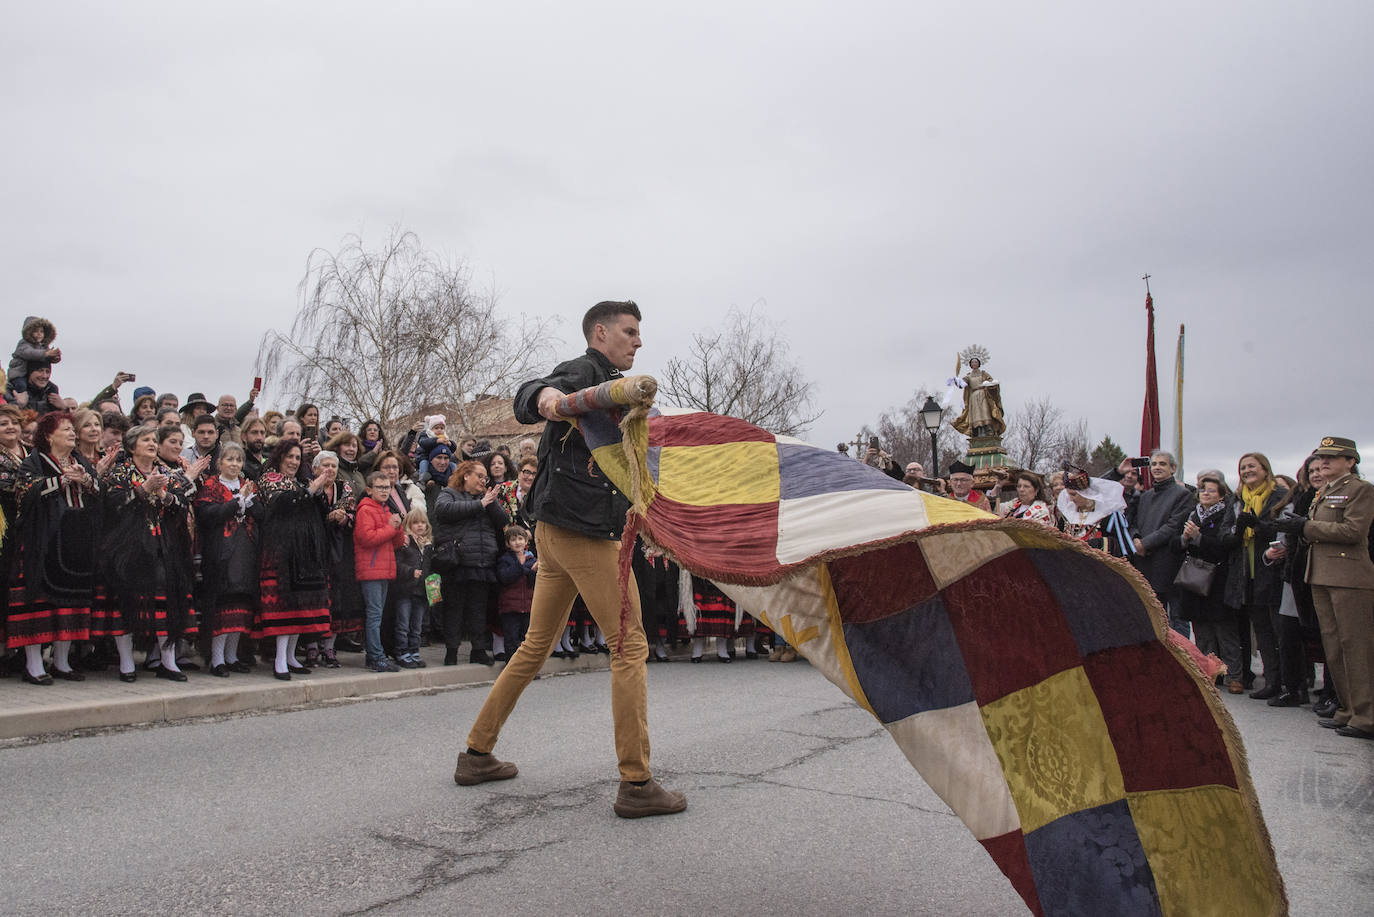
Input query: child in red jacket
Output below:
<box><xmin>355</xmin><ymin>471</ymin><xmax>407</xmax><ymax>672</ymax></box>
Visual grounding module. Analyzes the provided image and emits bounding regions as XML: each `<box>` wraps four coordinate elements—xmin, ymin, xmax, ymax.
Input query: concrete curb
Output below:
<box><xmin>0</xmin><ymin>648</ymin><xmax>637</xmax><ymax>741</ymax></box>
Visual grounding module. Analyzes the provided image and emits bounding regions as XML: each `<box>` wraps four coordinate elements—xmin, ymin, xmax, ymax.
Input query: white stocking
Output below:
<box><xmin>717</xmin><ymin>637</ymin><xmax>731</xmax><ymax>659</ymax></box>
<box><xmin>224</xmin><ymin>632</ymin><xmax>241</xmax><ymax>665</ymax></box>
<box><xmin>24</xmin><ymin>644</ymin><xmax>46</xmax><ymax>678</ymax></box>
<box><xmin>51</xmin><ymin>639</ymin><xmax>73</xmax><ymax>673</ymax></box>
<box><xmin>692</xmin><ymin>636</ymin><xmax>706</xmax><ymax>659</ymax></box>
<box><xmin>274</xmin><ymin>636</ymin><xmax>290</xmax><ymax>674</ymax></box>
<box><xmin>286</xmin><ymin>634</ymin><xmax>301</xmax><ymax>667</ymax></box>
<box><xmin>210</xmin><ymin>634</ymin><xmax>228</xmax><ymax>668</ymax></box>
<box><xmin>160</xmin><ymin>640</ymin><xmax>181</xmax><ymax>673</ymax></box>
<box><xmin>114</xmin><ymin>634</ymin><xmax>135</xmax><ymax>675</ymax></box>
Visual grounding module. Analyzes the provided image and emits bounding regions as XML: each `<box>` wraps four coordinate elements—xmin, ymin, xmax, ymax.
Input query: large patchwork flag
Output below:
<box><xmin>563</xmin><ymin>376</ymin><xmax>1286</xmax><ymax>917</ymax></box>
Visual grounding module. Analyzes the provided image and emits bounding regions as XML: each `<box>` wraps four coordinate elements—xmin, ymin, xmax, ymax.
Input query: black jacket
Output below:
<box><xmin>1175</xmin><ymin>499</ymin><xmax>1239</xmax><ymax>621</ymax></box>
<box><xmin>1225</xmin><ymin>484</ymin><xmax>1290</xmax><ymax>608</ymax></box>
<box><xmin>515</xmin><ymin>348</ymin><xmax>631</xmax><ymax>539</ymax></box>
<box><xmin>432</xmin><ymin>488</ymin><xmax>509</xmax><ymax>579</ymax></box>
<box><xmin>395</xmin><ymin>539</ymin><xmax>432</xmax><ymax>599</ymax></box>
<box><xmin>1129</xmin><ymin>477</ymin><xmax>1197</xmax><ymax>593</ymax></box>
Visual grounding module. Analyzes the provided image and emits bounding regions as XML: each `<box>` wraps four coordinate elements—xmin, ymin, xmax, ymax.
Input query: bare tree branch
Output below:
<box><xmin>257</xmin><ymin>228</ymin><xmax>559</xmax><ymax>439</ymax></box>
<box><xmin>659</xmin><ymin>304</ymin><xmax>821</xmax><ymax>437</ymax></box>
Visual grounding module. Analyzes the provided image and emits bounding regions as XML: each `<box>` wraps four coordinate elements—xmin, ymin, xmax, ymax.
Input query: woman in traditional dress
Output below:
<box><xmin>0</xmin><ymin>405</ymin><xmax>29</xmax><ymax>674</ymax></box>
<box><xmin>255</xmin><ymin>439</ymin><xmax>334</xmax><ymax>680</ymax></box>
<box><xmin>103</xmin><ymin>423</ymin><xmax>207</xmax><ymax>681</ymax></box>
<box><xmin>311</xmin><ymin>449</ymin><xmax>357</xmax><ymax>668</ymax></box>
<box><xmin>685</xmin><ymin>575</ymin><xmax>737</xmax><ymax>663</ymax></box>
<box><xmin>999</xmin><ymin>471</ymin><xmax>1055</xmax><ymax>526</ymax></box>
<box><xmin>194</xmin><ymin>442</ymin><xmax>262</xmax><ymax>677</ymax></box>
<box><xmin>5</xmin><ymin>411</ymin><xmax>100</xmax><ymax>684</ymax></box>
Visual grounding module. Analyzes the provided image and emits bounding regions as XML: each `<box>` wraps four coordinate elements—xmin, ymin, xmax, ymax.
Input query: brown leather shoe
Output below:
<box><xmin>613</xmin><ymin>778</ymin><xmax>687</xmax><ymax>819</ymax></box>
<box><xmin>454</xmin><ymin>751</ymin><xmax>518</xmax><ymax>786</ymax></box>
<box><xmin>1226</xmin><ymin>682</ymin><xmax>1245</xmax><ymax>694</ymax></box>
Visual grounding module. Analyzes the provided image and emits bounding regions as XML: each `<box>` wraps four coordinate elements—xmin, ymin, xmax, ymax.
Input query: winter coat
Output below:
<box><xmin>514</xmin><ymin>347</ymin><xmax>631</xmax><ymax>539</ymax></box>
<box><xmin>7</xmin><ymin>316</ymin><xmax>58</xmax><ymax>385</ymax></box>
<box><xmin>1224</xmin><ymin>484</ymin><xmax>1290</xmax><ymax>608</ymax></box>
<box><xmin>1128</xmin><ymin>477</ymin><xmax>1197</xmax><ymax>593</ymax></box>
<box><xmin>1174</xmin><ymin>499</ymin><xmax>1239</xmax><ymax>622</ymax></box>
<box><xmin>432</xmin><ymin>487</ymin><xmax>509</xmax><ymax>581</ymax></box>
<box><xmin>395</xmin><ymin>539</ymin><xmax>432</xmax><ymax>600</ymax></box>
<box><xmin>495</xmin><ymin>549</ymin><xmax>536</xmax><ymax>615</ymax></box>
<box><xmin>353</xmin><ymin>496</ymin><xmax>405</xmax><ymax>581</ymax></box>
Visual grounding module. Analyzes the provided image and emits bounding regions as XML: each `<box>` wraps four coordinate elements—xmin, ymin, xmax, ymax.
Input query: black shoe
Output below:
<box><xmin>1314</xmin><ymin>699</ymin><xmax>1339</xmax><ymax>718</ymax></box>
<box><xmin>22</xmin><ymin>671</ymin><xmax>54</xmax><ymax>686</ymax></box>
<box><xmin>1249</xmin><ymin>686</ymin><xmax>1280</xmax><ymax>700</ymax></box>
<box><xmin>1319</xmin><ymin>718</ymin><xmax>1345</xmax><ymax>729</ymax></box>
<box><xmin>1241</xmin><ymin>674</ymin><xmax>1256</xmax><ymax>689</ymax></box>
<box><xmin>238</xmin><ymin>652</ymin><xmax>257</xmax><ymax>666</ymax></box>
<box><xmin>50</xmin><ymin>668</ymin><xmax>86</xmax><ymax>682</ymax></box>
<box><xmin>745</xmin><ymin>650</ymin><xmax>759</xmax><ymax>660</ymax></box>
<box><xmin>210</xmin><ymin>664</ymin><xmax>230</xmax><ymax>677</ymax></box>
<box><xmin>470</xmin><ymin>650</ymin><xmax>495</xmax><ymax>666</ymax></box>
<box><xmin>336</xmin><ymin>636</ymin><xmax>364</xmax><ymax>653</ymax></box>
<box><xmin>1267</xmin><ymin>690</ymin><xmax>1307</xmax><ymax>707</ymax></box>
<box><xmin>274</xmin><ymin>670</ymin><xmax>291</xmax><ymax>681</ymax></box>
<box><xmin>719</xmin><ymin>655</ymin><xmax>732</xmax><ymax>663</ymax></box>
<box><xmin>691</xmin><ymin>656</ymin><xmax>702</xmax><ymax>664</ymax></box>
<box><xmin>1335</xmin><ymin>725</ymin><xmax>1374</xmax><ymax>740</ymax></box>
<box><xmin>493</xmin><ymin>652</ymin><xmax>506</xmax><ymax>662</ymax></box>
<box><xmin>177</xmin><ymin>661</ymin><xmax>201</xmax><ymax>671</ymax></box>
<box><xmin>444</xmin><ymin>649</ymin><xmax>458</xmax><ymax>666</ymax></box>
<box><xmin>286</xmin><ymin>664</ymin><xmax>310</xmax><ymax>675</ymax></box>
<box><xmin>119</xmin><ymin>671</ymin><xmax>137</xmax><ymax>683</ymax></box>
<box><xmin>155</xmin><ymin>667</ymin><xmax>188</xmax><ymax>682</ymax></box>
<box><xmin>228</xmin><ymin>660</ymin><xmax>253</xmax><ymax>674</ymax></box>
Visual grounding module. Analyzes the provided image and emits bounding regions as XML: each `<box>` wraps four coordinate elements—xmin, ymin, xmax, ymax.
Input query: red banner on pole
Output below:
<box><xmin>1140</xmin><ymin>292</ymin><xmax>1161</xmax><ymax>486</ymax></box>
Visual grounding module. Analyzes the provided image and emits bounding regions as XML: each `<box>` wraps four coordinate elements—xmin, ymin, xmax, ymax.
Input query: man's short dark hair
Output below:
<box><xmin>102</xmin><ymin>411</ymin><xmax>130</xmax><ymax>434</ymax></box>
<box><xmin>581</xmin><ymin>300</ymin><xmax>641</xmax><ymax>341</ymax></box>
<box><xmin>193</xmin><ymin>414</ymin><xmax>218</xmax><ymax>431</ymax></box>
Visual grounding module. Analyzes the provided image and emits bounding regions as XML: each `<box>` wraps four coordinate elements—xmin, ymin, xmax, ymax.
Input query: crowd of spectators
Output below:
<box><xmin>5</xmin><ymin>319</ymin><xmax>1369</xmax><ymax>743</ymax></box>
<box><xmin>0</xmin><ymin>318</ymin><xmax>787</xmax><ymax>691</ymax></box>
<box><xmin>880</xmin><ymin>444</ymin><xmax>1373</xmax><ymax>741</ymax></box>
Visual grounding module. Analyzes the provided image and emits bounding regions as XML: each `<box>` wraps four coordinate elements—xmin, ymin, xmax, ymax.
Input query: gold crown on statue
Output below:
<box><xmin>960</xmin><ymin>344</ymin><xmax>991</xmax><ymax>366</ymax></box>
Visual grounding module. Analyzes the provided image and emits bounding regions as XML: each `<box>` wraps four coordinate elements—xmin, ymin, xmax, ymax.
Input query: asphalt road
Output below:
<box><xmin>1</xmin><ymin>660</ymin><xmax>1369</xmax><ymax>916</ymax></box>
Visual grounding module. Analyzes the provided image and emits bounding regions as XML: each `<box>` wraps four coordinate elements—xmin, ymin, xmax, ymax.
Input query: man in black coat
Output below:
<box><xmin>1129</xmin><ymin>451</ymin><xmax>1197</xmax><ymax>638</ymax></box>
<box><xmin>454</xmin><ymin>300</ymin><xmax>687</xmax><ymax>820</ymax></box>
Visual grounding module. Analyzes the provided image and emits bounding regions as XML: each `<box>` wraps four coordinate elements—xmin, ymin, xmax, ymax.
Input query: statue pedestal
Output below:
<box><xmin>965</xmin><ymin>435</ymin><xmax>1011</xmax><ymax>489</ymax></box>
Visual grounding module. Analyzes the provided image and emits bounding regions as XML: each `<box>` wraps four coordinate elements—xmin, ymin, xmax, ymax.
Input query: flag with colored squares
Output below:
<box><xmin>572</xmin><ymin>384</ymin><xmax>1286</xmax><ymax>917</ymax></box>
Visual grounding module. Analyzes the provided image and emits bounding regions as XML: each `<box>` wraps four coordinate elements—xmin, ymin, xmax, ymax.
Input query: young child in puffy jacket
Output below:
<box><xmin>494</xmin><ymin>524</ymin><xmax>537</xmax><ymax>660</ymax></box>
<box><xmin>354</xmin><ymin>471</ymin><xmax>407</xmax><ymax>672</ymax></box>
<box><xmin>394</xmin><ymin>506</ymin><xmax>433</xmax><ymax>668</ymax></box>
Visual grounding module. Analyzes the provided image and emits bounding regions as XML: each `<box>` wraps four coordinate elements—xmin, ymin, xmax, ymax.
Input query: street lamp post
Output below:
<box><xmin>919</xmin><ymin>396</ymin><xmax>943</xmax><ymax>478</ymax></box>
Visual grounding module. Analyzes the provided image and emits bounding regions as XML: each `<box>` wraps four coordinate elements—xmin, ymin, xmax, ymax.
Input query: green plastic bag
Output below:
<box><xmin>424</xmin><ymin>573</ymin><xmax>442</xmax><ymax>606</ymax></box>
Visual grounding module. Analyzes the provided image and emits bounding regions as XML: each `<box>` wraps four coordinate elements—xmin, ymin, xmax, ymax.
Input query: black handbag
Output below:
<box><xmin>1173</xmin><ymin>554</ymin><xmax>1218</xmax><ymax>596</ymax></box>
<box><xmin>433</xmin><ymin>537</ymin><xmax>462</xmax><ymax>570</ymax></box>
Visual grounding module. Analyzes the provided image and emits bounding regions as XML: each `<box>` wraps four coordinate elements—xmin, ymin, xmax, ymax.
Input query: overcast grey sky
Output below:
<box><xmin>4</xmin><ymin>2</ymin><xmax>1371</xmax><ymax>485</ymax></box>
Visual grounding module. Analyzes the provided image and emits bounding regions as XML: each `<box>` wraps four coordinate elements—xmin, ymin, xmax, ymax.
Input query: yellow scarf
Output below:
<box><xmin>1240</xmin><ymin>479</ymin><xmax>1275</xmax><ymax>573</ymax></box>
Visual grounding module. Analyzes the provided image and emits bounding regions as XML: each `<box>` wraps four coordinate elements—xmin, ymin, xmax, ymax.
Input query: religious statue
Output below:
<box><xmin>951</xmin><ymin>345</ymin><xmax>1005</xmax><ymax>438</ymax></box>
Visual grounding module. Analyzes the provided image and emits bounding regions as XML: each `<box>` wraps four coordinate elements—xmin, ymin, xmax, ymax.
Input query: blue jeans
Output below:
<box><xmin>500</xmin><ymin>612</ymin><xmax>529</xmax><ymax>658</ymax></box>
<box><xmin>361</xmin><ymin>580</ymin><xmax>389</xmax><ymax>662</ymax></box>
<box><xmin>394</xmin><ymin>595</ymin><xmax>425</xmax><ymax>656</ymax></box>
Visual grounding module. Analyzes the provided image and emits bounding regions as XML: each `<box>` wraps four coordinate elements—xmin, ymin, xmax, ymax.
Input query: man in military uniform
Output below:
<box><xmin>1275</xmin><ymin>436</ymin><xmax>1374</xmax><ymax>739</ymax></box>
